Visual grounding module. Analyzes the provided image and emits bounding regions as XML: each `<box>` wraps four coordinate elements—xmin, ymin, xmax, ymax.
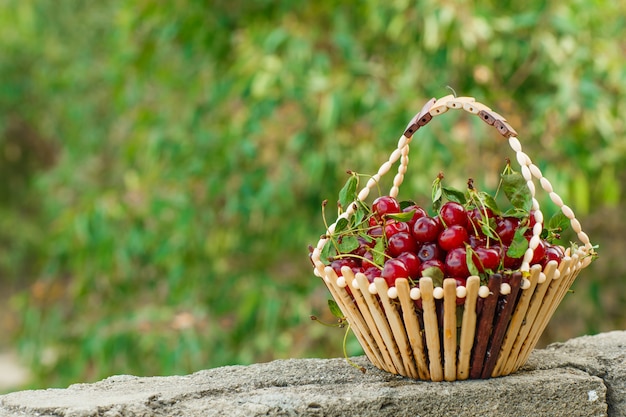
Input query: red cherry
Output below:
<box><xmin>331</xmin><ymin>258</ymin><xmax>359</xmax><ymax>277</ymax></box>
<box><xmin>387</xmin><ymin>232</ymin><xmax>419</xmax><ymax>257</ymax></box>
<box><xmin>361</xmin><ymin>250</ymin><xmax>377</xmax><ymax>269</ymax></box>
<box><xmin>502</xmin><ymin>245</ymin><xmax>523</xmax><ymax>269</ymax></box>
<box><xmin>403</xmin><ymin>204</ymin><xmax>428</xmax><ymax>229</ymax></box>
<box><xmin>412</xmin><ymin>216</ymin><xmax>442</xmax><ymax>243</ymax></box>
<box><xmin>445</xmin><ymin>247</ymin><xmax>470</xmax><ymax>278</ymax></box>
<box><xmin>530</xmin><ymin>239</ymin><xmax>547</xmax><ymax>265</ymax></box>
<box><xmin>397</xmin><ymin>252</ymin><xmax>421</xmax><ymax>279</ymax></box>
<box><xmin>368</xmin><ymin>226</ymin><xmax>383</xmax><ymax>238</ymax></box>
<box><xmin>381</xmin><ymin>258</ymin><xmax>409</xmax><ymax>287</ymax></box>
<box><xmin>438</xmin><ymin>225</ymin><xmax>470</xmax><ymax>251</ymax></box>
<box><xmin>363</xmin><ymin>266</ymin><xmax>380</xmax><ymax>283</ymax></box>
<box><xmin>472</xmin><ymin>246</ymin><xmax>500</xmax><ymax>272</ymax></box>
<box><xmin>384</xmin><ymin>219</ymin><xmax>410</xmax><ymax>239</ymax></box>
<box><xmin>372</xmin><ymin>196</ymin><xmax>401</xmax><ymax>219</ymax></box>
<box><xmin>467</xmin><ymin>207</ymin><xmax>495</xmax><ymax>235</ymax></box>
<box><xmin>469</xmin><ymin>234</ymin><xmax>487</xmax><ymax>249</ymax></box>
<box><xmin>495</xmin><ymin>216</ymin><xmax>520</xmax><ymax>245</ymax></box>
<box><xmin>439</xmin><ymin>201</ymin><xmax>468</xmax><ymax>228</ymax></box>
<box><xmin>543</xmin><ymin>243</ymin><xmax>565</xmax><ymax>267</ymax></box>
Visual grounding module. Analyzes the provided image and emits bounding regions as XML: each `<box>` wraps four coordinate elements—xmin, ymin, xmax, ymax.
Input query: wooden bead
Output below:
<box><xmin>429</xmin><ymin>94</ymin><xmax>455</xmax><ymax>116</ymax></box>
<box><xmin>463</xmin><ymin>101</ymin><xmax>490</xmax><ymax>115</ymax></box>
<box><xmin>561</xmin><ymin>204</ymin><xmax>575</xmax><ymax>219</ymax></box>
<box><xmin>388</xmin><ymin>287</ymin><xmax>399</xmax><ymax>299</ymax></box>
<box><xmin>550</xmin><ymin>192</ymin><xmax>564</xmax><ymax>207</ymax></box>
<box><xmin>478</xmin><ymin>110</ymin><xmax>496</xmax><ymax>125</ymax></box>
<box><xmin>494</xmin><ymin>119</ymin><xmax>517</xmax><ymax>137</ymax></box>
<box><xmin>446</xmin><ymin>96</ymin><xmax>475</xmax><ymax>109</ymax></box>
<box><xmin>410</xmin><ymin>287</ymin><xmax>421</xmax><ymax>300</ymax></box>
<box><xmin>508</xmin><ymin>137</ymin><xmax>522</xmax><ymax>152</ymax></box>
<box><xmin>418</xmin><ymin>112</ymin><xmax>433</xmax><ymax>126</ymax></box>
<box><xmin>540</xmin><ymin>177</ymin><xmax>553</xmax><ymax>193</ymax></box>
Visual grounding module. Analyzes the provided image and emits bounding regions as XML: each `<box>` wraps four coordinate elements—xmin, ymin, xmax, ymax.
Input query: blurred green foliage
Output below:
<box><xmin>1</xmin><ymin>1</ymin><xmax>625</xmax><ymax>389</ymax></box>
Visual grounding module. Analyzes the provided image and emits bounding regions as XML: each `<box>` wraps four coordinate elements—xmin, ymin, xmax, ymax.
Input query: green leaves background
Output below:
<box><xmin>0</xmin><ymin>0</ymin><xmax>624</xmax><ymax>389</ymax></box>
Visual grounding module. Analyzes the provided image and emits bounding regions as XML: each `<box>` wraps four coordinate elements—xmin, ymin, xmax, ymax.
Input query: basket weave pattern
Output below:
<box><xmin>310</xmin><ymin>95</ymin><xmax>595</xmax><ymax>381</ymax></box>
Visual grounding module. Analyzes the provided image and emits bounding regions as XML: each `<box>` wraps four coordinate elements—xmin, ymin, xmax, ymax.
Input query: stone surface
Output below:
<box><xmin>0</xmin><ymin>331</ymin><xmax>624</xmax><ymax>417</ymax></box>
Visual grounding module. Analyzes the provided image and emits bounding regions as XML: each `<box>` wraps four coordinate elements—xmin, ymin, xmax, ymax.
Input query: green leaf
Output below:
<box><xmin>480</xmin><ymin>216</ymin><xmax>498</xmax><ymax>239</ymax></box>
<box><xmin>351</xmin><ymin>204</ymin><xmax>367</xmax><ymax>227</ymax></box>
<box><xmin>338</xmin><ymin>174</ymin><xmax>358</xmax><ymax>211</ymax></box>
<box><xmin>328</xmin><ymin>299</ymin><xmax>344</xmax><ymax>319</ymax></box>
<box><xmin>400</xmin><ymin>200</ymin><xmax>417</xmax><ymax>210</ymax></box>
<box><xmin>502</xmin><ymin>172</ymin><xmax>532</xmax><ymax>212</ymax></box>
<box><xmin>320</xmin><ymin>240</ymin><xmax>337</xmax><ymax>264</ymax></box>
<box><xmin>334</xmin><ymin>217</ymin><xmax>349</xmax><ymax>234</ymax></box>
<box><xmin>548</xmin><ymin>210</ymin><xmax>570</xmax><ymax>233</ymax></box>
<box><xmin>442</xmin><ymin>186</ymin><xmax>467</xmax><ymax>205</ymax></box>
<box><xmin>466</xmin><ymin>247</ymin><xmax>481</xmax><ymax>276</ymax></box>
<box><xmin>421</xmin><ymin>266</ymin><xmax>444</xmax><ymax>288</ymax></box>
<box><xmin>507</xmin><ymin>226</ymin><xmax>529</xmax><ymax>259</ymax></box>
<box><xmin>338</xmin><ymin>235</ymin><xmax>360</xmax><ymax>253</ymax></box>
<box><xmin>432</xmin><ymin>176</ymin><xmax>443</xmax><ymax>212</ymax></box>
<box><xmin>477</xmin><ymin>191</ymin><xmax>501</xmax><ymax>215</ymax></box>
<box><xmin>372</xmin><ymin>238</ymin><xmax>386</xmax><ymax>266</ymax></box>
<box><xmin>386</xmin><ymin>211</ymin><xmax>415</xmax><ymax>222</ymax></box>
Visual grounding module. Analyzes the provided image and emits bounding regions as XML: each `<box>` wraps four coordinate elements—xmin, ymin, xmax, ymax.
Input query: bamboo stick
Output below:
<box><xmin>323</xmin><ymin>268</ymin><xmax>383</xmax><ymax>370</ymax></box>
<box><xmin>514</xmin><ymin>255</ymin><xmax>582</xmax><ymax>369</ymax></box>
<box><xmin>420</xmin><ymin>277</ymin><xmax>443</xmax><ymax>382</ymax></box>
<box><xmin>443</xmin><ymin>278</ymin><xmax>458</xmax><ymax>381</ymax></box>
<box><xmin>343</xmin><ymin>270</ymin><xmax>388</xmax><ymax>369</ymax></box>
<box><xmin>375</xmin><ymin>278</ymin><xmax>418</xmax><ymax>379</ymax></box>
<box><xmin>354</xmin><ymin>273</ymin><xmax>401</xmax><ymax>374</ymax></box>
<box><xmin>457</xmin><ymin>276</ymin><xmax>480</xmax><ymax>380</ymax></box>
<box><xmin>396</xmin><ymin>278</ymin><xmax>430</xmax><ymax>380</ymax></box>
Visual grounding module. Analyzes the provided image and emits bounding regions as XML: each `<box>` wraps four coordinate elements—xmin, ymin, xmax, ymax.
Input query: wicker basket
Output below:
<box><xmin>310</xmin><ymin>95</ymin><xmax>595</xmax><ymax>381</ymax></box>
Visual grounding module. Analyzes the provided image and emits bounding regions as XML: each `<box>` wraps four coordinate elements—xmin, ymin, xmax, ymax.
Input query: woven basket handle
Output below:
<box><xmin>316</xmin><ymin>95</ymin><xmax>593</xmax><ymax>276</ymax></box>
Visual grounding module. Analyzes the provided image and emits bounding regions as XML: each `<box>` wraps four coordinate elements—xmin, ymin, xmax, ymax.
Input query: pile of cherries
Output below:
<box><xmin>328</xmin><ymin>195</ymin><xmax>565</xmax><ymax>290</ymax></box>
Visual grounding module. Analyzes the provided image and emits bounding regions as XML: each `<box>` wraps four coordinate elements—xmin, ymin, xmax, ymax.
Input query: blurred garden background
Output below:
<box><xmin>1</xmin><ymin>0</ymin><xmax>625</xmax><ymax>391</ymax></box>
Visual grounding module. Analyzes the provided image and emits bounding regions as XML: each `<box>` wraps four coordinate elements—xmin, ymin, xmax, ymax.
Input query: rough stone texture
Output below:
<box><xmin>0</xmin><ymin>331</ymin><xmax>624</xmax><ymax>417</ymax></box>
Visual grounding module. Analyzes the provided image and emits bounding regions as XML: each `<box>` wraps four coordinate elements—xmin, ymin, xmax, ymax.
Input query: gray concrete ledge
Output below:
<box><xmin>0</xmin><ymin>331</ymin><xmax>624</xmax><ymax>417</ymax></box>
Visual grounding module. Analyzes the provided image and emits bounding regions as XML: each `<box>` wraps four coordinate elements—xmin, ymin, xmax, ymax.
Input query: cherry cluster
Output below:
<box><xmin>327</xmin><ymin>195</ymin><xmax>565</xmax><ymax>292</ymax></box>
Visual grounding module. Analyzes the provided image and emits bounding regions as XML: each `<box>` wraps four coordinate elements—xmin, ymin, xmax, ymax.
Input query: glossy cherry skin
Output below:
<box><xmin>387</xmin><ymin>232</ymin><xmax>419</xmax><ymax>257</ymax></box>
<box><xmin>381</xmin><ymin>258</ymin><xmax>409</xmax><ymax>287</ymax></box>
<box><xmin>439</xmin><ymin>201</ymin><xmax>468</xmax><ymax>228</ymax></box>
<box><xmin>445</xmin><ymin>247</ymin><xmax>470</xmax><ymax>278</ymax></box>
<box><xmin>412</xmin><ymin>216</ymin><xmax>442</xmax><ymax>243</ymax></box>
<box><xmin>438</xmin><ymin>225</ymin><xmax>470</xmax><ymax>251</ymax></box>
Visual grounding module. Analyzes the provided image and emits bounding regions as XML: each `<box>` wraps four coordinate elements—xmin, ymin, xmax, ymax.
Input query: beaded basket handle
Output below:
<box><xmin>313</xmin><ymin>95</ymin><xmax>594</xmax><ymax>277</ymax></box>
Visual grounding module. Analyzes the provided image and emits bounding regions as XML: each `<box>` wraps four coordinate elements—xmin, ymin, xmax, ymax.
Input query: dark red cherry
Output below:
<box><xmin>397</xmin><ymin>252</ymin><xmax>421</xmax><ymax>279</ymax></box>
<box><xmin>496</xmin><ymin>216</ymin><xmax>520</xmax><ymax>245</ymax></box>
<box><xmin>384</xmin><ymin>219</ymin><xmax>410</xmax><ymax>239</ymax></box>
<box><xmin>331</xmin><ymin>258</ymin><xmax>359</xmax><ymax>277</ymax></box>
<box><xmin>372</xmin><ymin>196</ymin><xmax>401</xmax><ymax>219</ymax></box>
<box><xmin>403</xmin><ymin>204</ymin><xmax>428</xmax><ymax>229</ymax></box>
<box><xmin>472</xmin><ymin>246</ymin><xmax>501</xmax><ymax>272</ymax></box>
<box><xmin>417</xmin><ymin>242</ymin><xmax>444</xmax><ymax>262</ymax></box>
<box><xmin>387</xmin><ymin>232</ymin><xmax>418</xmax><ymax>257</ymax></box>
<box><xmin>381</xmin><ymin>259</ymin><xmax>409</xmax><ymax>287</ymax></box>
<box><xmin>445</xmin><ymin>247</ymin><xmax>470</xmax><ymax>278</ymax></box>
<box><xmin>438</xmin><ymin>225</ymin><xmax>469</xmax><ymax>251</ymax></box>
<box><xmin>439</xmin><ymin>201</ymin><xmax>468</xmax><ymax>228</ymax></box>
<box><xmin>412</xmin><ymin>216</ymin><xmax>442</xmax><ymax>243</ymax></box>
